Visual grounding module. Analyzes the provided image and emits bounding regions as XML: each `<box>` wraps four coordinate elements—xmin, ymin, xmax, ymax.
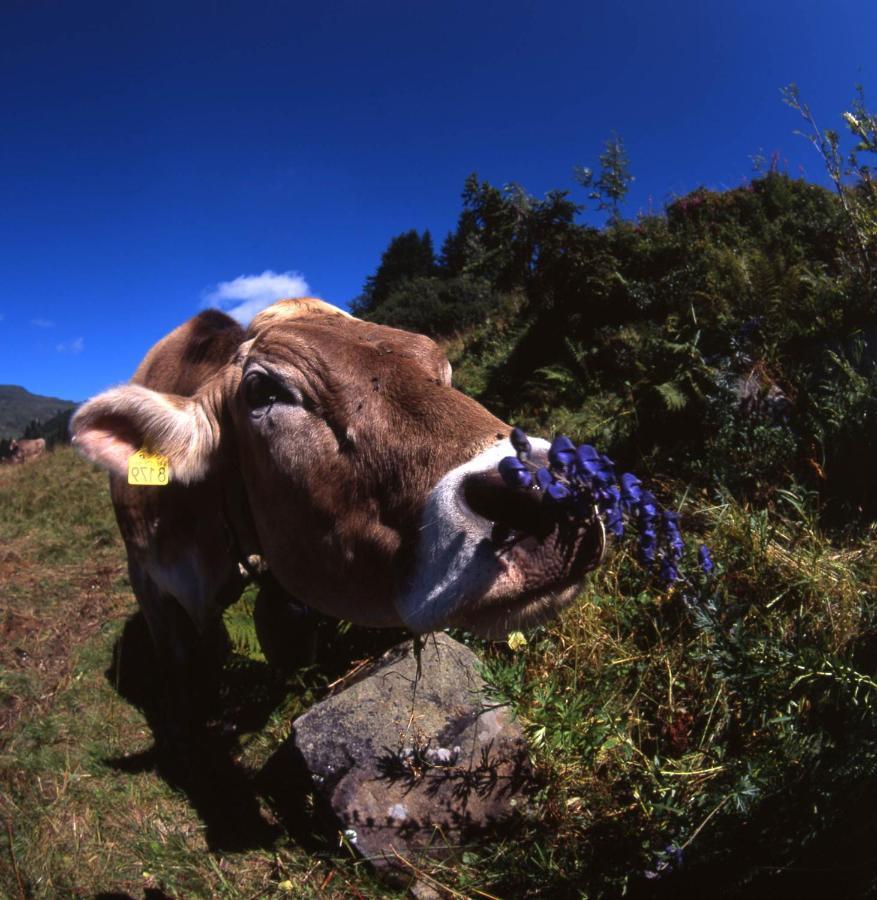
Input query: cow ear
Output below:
<box><xmin>70</xmin><ymin>385</ymin><xmax>220</xmax><ymax>484</ymax></box>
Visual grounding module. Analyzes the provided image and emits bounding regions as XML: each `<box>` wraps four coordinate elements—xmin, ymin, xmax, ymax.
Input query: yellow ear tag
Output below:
<box><xmin>127</xmin><ymin>448</ymin><xmax>170</xmax><ymax>486</ymax></box>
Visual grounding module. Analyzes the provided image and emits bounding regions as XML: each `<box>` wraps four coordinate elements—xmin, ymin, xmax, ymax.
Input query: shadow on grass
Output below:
<box><xmin>624</xmin><ymin>775</ymin><xmax>877</xmax><ymax>900</ymax></box>
<box><xmin>102</xmin><ymin>605</ymin><xmax>405</xmax><ymax>853</ymax></box>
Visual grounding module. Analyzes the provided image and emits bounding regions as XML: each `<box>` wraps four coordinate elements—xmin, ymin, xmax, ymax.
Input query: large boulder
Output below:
<box><xmin>291</xmin><ymin>632</ymin><xmax>536</xmax><ymax>872</ymax></box>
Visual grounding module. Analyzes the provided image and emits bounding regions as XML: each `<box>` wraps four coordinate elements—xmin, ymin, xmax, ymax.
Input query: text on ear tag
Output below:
<box><xmin>127</xmin><ymin>448</ymin><xmax>170</xmax><ymax>486</ymax></box>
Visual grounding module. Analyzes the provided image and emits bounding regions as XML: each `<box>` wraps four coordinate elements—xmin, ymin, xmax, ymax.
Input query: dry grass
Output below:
<box><xmin>0</xmin><ymin>449</ymin><xmax>398</xmax><ymax>899</ymax></box>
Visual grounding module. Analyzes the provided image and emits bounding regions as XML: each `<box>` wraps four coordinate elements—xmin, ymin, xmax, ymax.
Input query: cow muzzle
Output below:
<box><xmin>396</xmin><ymin>439</ymin><xmax>605</xmax><ymax>638</ymax></box>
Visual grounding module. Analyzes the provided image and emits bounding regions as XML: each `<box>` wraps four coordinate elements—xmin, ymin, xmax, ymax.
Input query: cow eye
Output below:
<box><xmin>243</xmin><ymin>372</ymin><xmax>297</xmax><ymax>411</ymax></box>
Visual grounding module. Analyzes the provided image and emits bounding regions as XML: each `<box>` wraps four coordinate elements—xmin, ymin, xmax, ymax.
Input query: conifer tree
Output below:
<box><xmin>575</xmin><ymin>132</ymin><xmax>634</xmax><ymax>225</ymax></box>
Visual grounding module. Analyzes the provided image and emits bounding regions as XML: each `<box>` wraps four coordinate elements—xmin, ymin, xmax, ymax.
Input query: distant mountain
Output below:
<box><xmin>0</xmin><ymin>385</ymin><xmax>78</xmax><ymax>439</ymax></box>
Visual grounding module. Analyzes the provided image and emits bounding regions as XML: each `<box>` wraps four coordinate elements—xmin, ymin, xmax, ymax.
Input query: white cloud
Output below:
<box><xmin>57</xmin><ymin>337</ymin><xmax>84</xmax><ymax>354</ymax></box>
<box><xmin>202</xmin><ymin>270</ymin><xmax>310</xmax><ymax>324</ymax></box>
<box><xmin>31</xmin><ymin>318</ymin><xmax>55</xmax><ymax>328</ymax></box>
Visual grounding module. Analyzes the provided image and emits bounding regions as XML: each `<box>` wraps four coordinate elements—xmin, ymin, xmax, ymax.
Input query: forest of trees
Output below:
<box><xmin>354</xmin><ymin>91</ymin><xmax>877</xmax><ymax>529</ymax></box>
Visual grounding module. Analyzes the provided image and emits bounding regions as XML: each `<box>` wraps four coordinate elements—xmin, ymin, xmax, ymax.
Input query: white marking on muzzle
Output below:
<box><xmin>396</xmin><ymin>437</ymin><xmax>550</xmax><ymax>633</ymax></box>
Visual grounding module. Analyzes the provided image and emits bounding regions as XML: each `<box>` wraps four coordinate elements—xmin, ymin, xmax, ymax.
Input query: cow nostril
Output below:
<box><xmin>462</xmin><ymin>470</ymin><xmax>553</xmax><ymax>538</ymax></box>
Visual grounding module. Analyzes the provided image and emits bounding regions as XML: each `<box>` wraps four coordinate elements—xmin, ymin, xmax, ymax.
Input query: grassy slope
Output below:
<box><xmin>3</xmin><ymin>449</ymin><xmax>877</xmax><ymax>898</ymax></box>
<box><xmin>0</xmin><ymin>449</ymin><xmax>396</xmax><ymax>899</ymax></box>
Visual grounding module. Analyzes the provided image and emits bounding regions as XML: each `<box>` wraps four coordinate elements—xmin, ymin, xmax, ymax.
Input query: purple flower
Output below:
<box><xmin>645</xmin><ymin>844</ymin><xmax>684</xmax><ymax>880</ymax></box>
<box><xmin>499</xmin><ymin>456</ymin><xmax>534</xmax><ymax>489</ymax></box>
<box><xmin>597</xmin><ymin>453</ymin><xmax>616</xmax><ymax>486</ymax></box>
<box><xmin>621</xmin><ymin>472</ymin><xmax>642</xmax><ymax>500</ymax></box>
<box><xmin>575</xmin><ymin>444</ymin><xmax>600</xmax><ymax>465</ymax></box>
<box><xmin>510</xmin><ymin>426</ymin><xmax>532</xmax><ymax>459</ymax></box>
<box><xmin>638</xmin><ymin>490</ymin><xmax>659</xmax><ymax>522</ymax></box>
<box><xmin>662</xmin><ymin>512</ymin><xmax>684</xmax><ymax>560</ymax></box>
<box><xmin>659</xmin><ymin>556</ymin><xmax>680</xmax><ymax>583</ymax></box>
<box><xmin>545</xmin><ymin>480</ymin><xmax>571</xmax><ymax>502</ymax></box>
<box><xmin>575</xmin><ymin>445</ymin><xmax>614</xmax><ymax>487</ymax></box>
<box><xmin>536</xmin><ymin>467</ymin><xmax>554</xmax><ymax>490</ymax></box>
<box><xmin>496</xmin><ymin>428</ymin><xmax>717</xmax><ymax>585</ymax></box>
<box><xmin>549</xmin><ymin>435</ymin><xmax>577</xmax><ymax>471</ymax></box>
<box><xmin>599</xmin><ymin>485</ymin><xmax>621</xmax><ymax>512</ymax></box>
<box><xmin>574</xmin><ymin>444</ymin><xmax>600</xmax><ymax>475</ymax></box>
<box><xmin>605</xmin><ymin>507</ymin><xmax>625</xmax><ymax>537</ymax></box>
<box><xmin>638</xmin><ymin>529</ymin><xmax>657</xmax><ymax>566</ymax></box>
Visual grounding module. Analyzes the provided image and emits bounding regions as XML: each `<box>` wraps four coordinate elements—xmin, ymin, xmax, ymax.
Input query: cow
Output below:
<box><xmin>9</xmin><ymin>437</ymin><xmax>47</xmax><ymax>464</ymax></box>
<box><xmin>71</xmin><ymin>299</ymin><xmax>604</xmax><ymax>748</ymax></box>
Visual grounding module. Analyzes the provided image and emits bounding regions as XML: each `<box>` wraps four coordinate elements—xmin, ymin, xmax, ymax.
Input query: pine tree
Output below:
<box><xmin>575</xmin><ymin>132</ymin><xmax>634</xmax><ymax>225</ymax></box>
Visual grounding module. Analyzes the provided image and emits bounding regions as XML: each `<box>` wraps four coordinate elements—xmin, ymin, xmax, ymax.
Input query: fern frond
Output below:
<box><xmin>655</xmin><ymin>380</ymin><xmax>689</xmax><ymax>411</ymax></box>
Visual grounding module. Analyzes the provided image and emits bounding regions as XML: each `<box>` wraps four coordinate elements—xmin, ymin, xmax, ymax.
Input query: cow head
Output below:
<box><xmin>72</xmin><ymin>300</ymin><xmax>603</xmax><ymax>638</ymax></box>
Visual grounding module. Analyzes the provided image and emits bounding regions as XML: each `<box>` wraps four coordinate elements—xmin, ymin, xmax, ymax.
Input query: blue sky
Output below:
<box><xmin>2</xmin><ymin>0</ymin><xmax>875</xmax><ymax>401</ymax></box>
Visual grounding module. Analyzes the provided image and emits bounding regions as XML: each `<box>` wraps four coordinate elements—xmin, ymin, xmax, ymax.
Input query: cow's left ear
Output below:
<box><xmin>70</xmin><ymin>385</ymin><xmax>220</xmax><ymax>484</ymax></box>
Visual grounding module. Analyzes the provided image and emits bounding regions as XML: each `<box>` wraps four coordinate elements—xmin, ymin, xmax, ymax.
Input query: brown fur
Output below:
<box><xmin>232</xmin><ymin>311</ymin><xmax>506</xmax><ymax>623</ymax></box>
<box><xmin>8</xmin><ymin>438</ymin><xmax>46</xmax><ymax>464</ymax></box>
<box><xmin>70</xmin><ymin>298</ymin><xmax>601</xmax><ymax>738</ymax></box>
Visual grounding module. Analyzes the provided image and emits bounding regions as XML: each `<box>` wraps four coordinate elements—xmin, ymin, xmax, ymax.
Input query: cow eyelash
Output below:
<box><xmin>243</xmin><ymin>371</ymin><xmax>302</xmax><ymax>411</ymax></box>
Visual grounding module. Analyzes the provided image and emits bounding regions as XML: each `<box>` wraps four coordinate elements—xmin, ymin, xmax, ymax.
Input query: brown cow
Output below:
<box><xmin>9</xmin><ymin>437</ymin><xmax>46</xmax><ymax>464</ymax></box>
<box><xmin>71</xmin><ymin>299</ymin><xmax>603</xmax><ymax>744</ymax></box>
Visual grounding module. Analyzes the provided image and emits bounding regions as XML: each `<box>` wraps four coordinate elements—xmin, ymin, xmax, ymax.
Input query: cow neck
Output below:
<box><xmin>218</xmin><ymin>451</ymin><xmax>270</xmax><ymax>588</ymax></box>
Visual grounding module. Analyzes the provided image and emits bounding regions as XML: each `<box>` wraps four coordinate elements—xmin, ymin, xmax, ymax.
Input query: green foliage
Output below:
<box><xmin>575</xmin><ymin>131</ymin><xmax>635</xmax><ymax>225</ymax></box>
<box><xmin>801</xmin><ymin>336</ymin><xmax>877</xmax><ymax>521</ymax></box>
<box><xmin>365</xmin><ymin>274</ymin><xmax>500</xmax><ymax>336</ymax></box>
<box><xmin>467</xmin><ymin>487</ymin><xmax>877</xmax><ymax>897</ymax></box>
<box><xmin>358</xmin><ymin>93</ymin><xmax>877</xmax><ymax>525</ymax></box>
<box><xmin>350</xmin><ymin>228</ymin><xmax>436</xmax><ymax>317</ymax></box>
<box><xmin>783</xmin><ymin>82</ymin><xmax>877</xmax><ymax>287</ymax></box>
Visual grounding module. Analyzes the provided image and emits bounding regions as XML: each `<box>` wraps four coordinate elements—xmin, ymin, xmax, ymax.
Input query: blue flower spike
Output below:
<box><xmin>638</xmin><ymin>490</ymin><xmax>659</xmax><ymax>521</ymax></box>
<box><xmin>638</xmin><ymin>527</ymin><xmax>658</xmax><ymax>567</ymax></box>
<box><xmin>659</xmin><ymin>556</ymin><xmax>680</xmax><ymax>584</ymax></box>
<box><xmin>497</xmin><ymin>428</ymin><xmax>714</xmax><ymax>586</ymax></box>
<box><xmin>698</xmin><ymin>544</ymin><xmax>715</xmax><ymax>575</ymax></box>
<box><xmin>620</xmin><ymin>472</ymin><xmax>643</xmax><ymax>505</ymax></box>
<box><xmin>510</xmin><ymin>426</ymin><xmax>532</xmax><ymax>460</ymax></box>
<box><xmin>548</xmin><ymin>435</ymin><xmax>577</xmax><ymax>472</ymax></box>
<box><xmin>662</xmin><ymin>511</ymin><xmax>685</xmax><ymax>560</ymax></box>
<box><xmin>536</xmin><ymin>467</ymin><xmax>554</xmax><ymax>491</ymax></box>
<box><xmin>499</xmin><ymin>456</ymin><xmax>533</xmax><ymax>490</ymax></box>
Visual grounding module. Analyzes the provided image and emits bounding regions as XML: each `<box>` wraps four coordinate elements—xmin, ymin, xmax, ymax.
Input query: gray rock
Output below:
<box><xmin>292</xmin><ymin>632</ymin><xmax>535</xmax><ymax>872</ymax></box>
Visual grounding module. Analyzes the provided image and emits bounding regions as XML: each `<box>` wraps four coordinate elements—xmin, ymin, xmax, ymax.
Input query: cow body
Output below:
<box><xmin>72</xmin><ymin>299</ymin><xmax>603</xmax><ymax>743</ymax></box>
<box><xmin>8</xmin><ymin>437</ymin><xmax>46</xmax><ymax>464</ymax></box>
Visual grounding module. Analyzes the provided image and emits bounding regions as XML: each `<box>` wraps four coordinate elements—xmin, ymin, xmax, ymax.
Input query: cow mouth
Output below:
<box><xmin>395</xmin><ymin>439</ymin><xmax>606</xmax><ymax>638</ymax></box>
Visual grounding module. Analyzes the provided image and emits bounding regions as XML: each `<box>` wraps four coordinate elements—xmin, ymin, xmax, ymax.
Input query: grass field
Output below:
<box><xmin>3</xmin><ymin>449</ymin><xmax>877</xmax><ymax>898</ymax></box>
<box><xmin>0</xmin><ymin>448</ymin><xmax>409</xmax><ymax>899</ymax></box>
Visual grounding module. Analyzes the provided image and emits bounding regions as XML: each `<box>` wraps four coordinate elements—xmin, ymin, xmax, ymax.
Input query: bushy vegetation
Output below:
<box><xmin>351</xmin><ymin>88</ymin><xmax>877</xmax><ymax>896</ymax></box>
<box><xmin>358</xmin><ymin>89</ymin><xmax>877</xmax><ymax>528</ymax></box>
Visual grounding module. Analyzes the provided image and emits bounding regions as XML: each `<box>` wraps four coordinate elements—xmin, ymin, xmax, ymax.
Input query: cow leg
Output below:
<box><xmin>253</xmin><ymin>571</ymin><xmax>320</xmax><ymax>673</ymax></box>
<box><xmin>126</xmin><ymin>561</ymin><xmax>226</xmax><ymax>753</ymax></box>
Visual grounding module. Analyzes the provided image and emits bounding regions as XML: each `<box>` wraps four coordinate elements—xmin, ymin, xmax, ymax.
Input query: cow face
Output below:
<box><xmin>228</xmin><ymin>303</ymin><xmax>508</xmax><ymax>627</ymax></box>
<box><xmin>72</xmin><ymin>300</ymin><xmax>604</xmax><ymax>639</ymax></box>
